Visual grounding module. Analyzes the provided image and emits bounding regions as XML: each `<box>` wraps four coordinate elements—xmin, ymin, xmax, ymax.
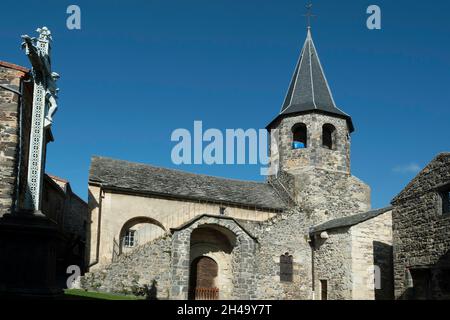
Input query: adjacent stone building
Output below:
<box><xmin>0</xmin><ymin>61</ymin><xmax>32</xmax><ymax>216</ymax></box>
<box><xmin>81</xmin><ymin>28</ymin><xmax>394</xmax><ymax>300</ymax></box>
<box><xmin>43</xmin><ymin>174</ymin><xmax>89</xmax><ymax>275</ymax></box>
<box><xmin>310</xmin><ymin>207</ymin><xmax>394</xmax><ymax>300</ymax></box>
<box><xmin>392</xmin><ymin>153</ymin><xmax>450</xmax><ymax>300</ymax></box>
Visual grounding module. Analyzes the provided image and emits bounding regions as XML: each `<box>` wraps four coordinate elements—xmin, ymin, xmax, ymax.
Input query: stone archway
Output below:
<box><xmin>170</xmin><ymin>215</ymin><xmax>257</xmax><ymax>300</ymax></box>
<box><xmin>119</xmin><ymin>216</ymin><xmax>166</xmax><ymax>254</ymax></box>
<box><xmin>188</xmin><ymin>225</ymin><xmax>235</xmax><ymax>299</ymax></box>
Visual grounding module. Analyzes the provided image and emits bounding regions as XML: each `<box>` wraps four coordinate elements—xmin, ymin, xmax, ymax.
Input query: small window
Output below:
<box><xmin>124</xmin><ymin>230</ymin><xmax>137</xmax><ymax>247</ymax></box>
<box><xmin>440</xmin><ymin>187</ymin><xmax>450</xmax><ymax>215</ymax></box>
<box><xmin>292</xmin><ymin>123</ymin><xmax>307</xmax><ymax>149</ymax></box>
<box><xmin>322</xmin><ymin>124</ymin><xmax>336</xmax><ymax>150</ymax></box>
<box><xmin>219</xmin><ymin>207</ymin><xmax>226</xmax><ymax>215</ymax></box>
<box><xmin>280</xmin><ymin>252</ymin><xmax>293</xmax><ymax>282</ymax></box>
<box><xmin>320</xmin><ymin>280</ymin><xmax>328</xmax><ymax>300</ymax></box>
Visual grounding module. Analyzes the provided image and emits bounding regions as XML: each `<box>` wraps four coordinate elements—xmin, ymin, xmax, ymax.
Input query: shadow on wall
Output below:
<box><xmin>373</xmin><ymin>241</ymin><xmax>394</xmax><ymax>300</ymax></box>
<box><xmin>131</xmin><ymin>279</ymin><xmax>158</xmax><ymax>300</ymax></box>
<box><xmin>398</xmin><ymin>250</ymin><xmax>450</xmax><ymax>300</ymax></box>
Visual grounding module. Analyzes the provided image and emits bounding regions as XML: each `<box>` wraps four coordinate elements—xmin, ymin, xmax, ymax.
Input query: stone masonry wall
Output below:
<box><xmin>241</xmin><ymin>208</ymin><xmax>314</xmax><ymax>299</ymax></box>
<box><xmin>351</xmin><ymin>210</ymin><xmax>393</xmax><ymax>300</ymax></box>
<box><xmin>81</xmin><ymin>234</ymin><xmax>173</xmax><ymax>299</ymax></box>
<box><xmin>64</xmin><ymin>193</ymin><xmax>88</xmax><ymax>240</ymax></box>
<box><xmin>313</xmin><ymin>228</ymin><xmax>353</xmax><ymax>300</ymax></box>
<box><xmin>392</xmin><ymin>153</ymin><xmax>450</xmax><ymax>299</ymax></box>
<box><xmin>0</xmin><ymin>64</ymin><xmax>26</xmax><ymax>216</ymax></box>
<box><xmin>272</xmin><ymin>113</ymin><xmax>351</xmax><ymax>174</ymax></box>
<box><xmin>292</xmin><ymin>168</ymin><xmax>370</xmax><ymax>225</ymax></box>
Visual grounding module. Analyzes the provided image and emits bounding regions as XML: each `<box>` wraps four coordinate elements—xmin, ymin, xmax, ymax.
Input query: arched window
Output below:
<box><xmin>292</xmin><ymin>123</ymin><xmax>307</xmax><ymax>149</ymax></box>
<box><xmin>322</xmin><ymin>124</ymin><xmax>336</xmax><ymax>150</ymax></box>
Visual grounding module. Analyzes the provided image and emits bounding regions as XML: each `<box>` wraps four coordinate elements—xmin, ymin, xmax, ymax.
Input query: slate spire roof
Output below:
<box><xmin>268</xmin><ymin>28</ymin><xmax>354</xmax><ymax>132</ymax></box>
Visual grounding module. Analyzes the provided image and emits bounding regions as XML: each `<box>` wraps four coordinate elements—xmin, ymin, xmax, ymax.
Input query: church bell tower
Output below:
<box><xmin>267</xmin><ymin>27</ymin><xmax>353</xmax><ymax>175</ymax></box>
<box><xmin>267</xmin><ymin>27</ymin><xmax>371</xmax><ymax>222</ymax></box>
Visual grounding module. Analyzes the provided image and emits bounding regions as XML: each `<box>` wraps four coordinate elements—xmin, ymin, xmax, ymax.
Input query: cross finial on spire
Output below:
<box><xmin>303</xmin><ymin>2</ymin><xmax>316</xmax><ymax>29</ymax></box>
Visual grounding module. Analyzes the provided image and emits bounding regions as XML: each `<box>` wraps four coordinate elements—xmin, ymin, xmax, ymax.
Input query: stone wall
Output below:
<box><xmin>351</xmin><ymin>210</ymin><xmax>393</xmax><ymax>300</ymax></box>
<box><xmin>82</xmin><ymin>234</ymin><xmax>172</xmax><ymax>298</ymax></box>
<box><xmin>313</xmin><ymin>228</ymin><xmax>353</xmax><ymax>300</ymax></box>
<box><xmin>272</xmin><ymin>113</ymin><xmax>351</xmax><ymax>174</ymax></box>
<box><xmin>64</xmin><ymin>192</ymin><xmax>88</xmax><ymax>240</ymax></box>
<box><xmin>392</xmin><ymin>153</ymin><xmax>450</xmax><ymax>299</ymax></box>
<box><xmin>42</xmin><ymin>176</ymin><xmax>66</xmax><ymax>228</ymax></box>
<box><xmin>291</xmin><ymin>168</ymin><xmax>371</xmax><ymax>225</ymax></box>
<box><xmin>245</xmin><ymin>208</ymin><xmax>314</xmax><ymax>299</ymax></box>
<box><xmin>0</xmin><ymin>64</ymin><xmax>28</xmax><ymax>216</ymax></box>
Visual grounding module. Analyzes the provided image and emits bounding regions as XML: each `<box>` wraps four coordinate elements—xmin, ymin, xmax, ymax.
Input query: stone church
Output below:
<box><xmin>81</xmin><ymin>27</ymin><xmax>394</xmax><ymax>300</ymax></box>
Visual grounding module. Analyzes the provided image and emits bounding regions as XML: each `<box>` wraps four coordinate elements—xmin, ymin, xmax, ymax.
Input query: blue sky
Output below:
<box><xmin>1</xmin><ymin>0</ymin><xmax>449</xmax><ymax>209</ymax></box>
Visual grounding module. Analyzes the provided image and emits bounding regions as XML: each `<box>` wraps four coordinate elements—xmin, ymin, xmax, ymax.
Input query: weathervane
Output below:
<box><xmin>303</xmin><ymin>2</ymin><xmax>316</xmax><ymax>29</ymax></box>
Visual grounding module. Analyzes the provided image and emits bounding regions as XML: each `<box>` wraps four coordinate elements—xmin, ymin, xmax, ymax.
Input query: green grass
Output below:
<box><xmin>64</xmin><ymin>289</ymin><xmax>145</xmax><ymax>300</ymax></box>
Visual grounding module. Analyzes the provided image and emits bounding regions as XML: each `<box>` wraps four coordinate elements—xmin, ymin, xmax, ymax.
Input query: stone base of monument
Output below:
<box><xmin>0</xmin><ymin>210</ymin><xmax>64</xmax><ymax>298</ymax></box>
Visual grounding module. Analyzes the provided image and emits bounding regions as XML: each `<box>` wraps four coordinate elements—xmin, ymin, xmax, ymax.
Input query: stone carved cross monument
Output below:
<box><xmin>21</xmin><ymin>27</ymin><xmax>59</xmax><ymax>212</ymax></box>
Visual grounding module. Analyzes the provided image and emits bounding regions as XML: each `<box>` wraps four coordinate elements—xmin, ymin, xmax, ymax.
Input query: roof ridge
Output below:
<box><xmin>0</xmin><ymin>60</ymin><xmax>29</xmax><ymax>73</ymax></box>
<box><xmin>47</xmin><ymin>173</ymin><xmax>69</xmax><ymax>184</ymax></box>
<box><xmin>310</xmin><ymin>206</ymin><xmax>393</xmax><ymax>233</ymax></box>
<box><xmin>391</xmin><ymin>152</ymin><xmax>450</xmax><ymax>203</ymax></box>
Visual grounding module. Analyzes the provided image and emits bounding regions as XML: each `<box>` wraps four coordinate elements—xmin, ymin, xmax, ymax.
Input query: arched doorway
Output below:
<box><xmin>170</xmin><ymin>215</ymin><xmax>258</xmax><ymax>300</ymax></box>
<box><xmin>188</xmin><ymin>256</ymin><xmax>219</xmax><ymax>300</ymax></box>
<box><xmin>188</xmin><ymin>225</ymin><xmax>236</xmax><ymax>300</ymax></box>
<box><xmin>118</xmin><ymin>217</ymin><xmax>166</xmax><ymax>254</ymax></box>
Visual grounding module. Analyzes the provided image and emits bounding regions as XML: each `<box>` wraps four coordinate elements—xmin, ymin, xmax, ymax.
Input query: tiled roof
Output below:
<box><xmin>89</xmin><ymin>156</ymin><xmax>286</xmax><ymax>211</ymax></box>
<box><xmin>310</xmin><ymin>206</ymin><xmax>393</xmax><ymax>234</ymax></box>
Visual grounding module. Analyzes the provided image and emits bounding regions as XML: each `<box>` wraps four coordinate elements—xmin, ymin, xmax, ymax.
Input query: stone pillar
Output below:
<box><xmin>170</xmin><ymin>230</ymin><xmax>190</xmax><ymax>300</ymax></box>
